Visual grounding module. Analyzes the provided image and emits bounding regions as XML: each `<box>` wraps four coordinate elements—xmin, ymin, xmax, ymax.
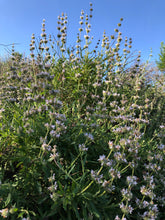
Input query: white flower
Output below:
<box><xmin>79</xmin><ymin>144</ymin><xmax>88</xmax><ymax>152</ymax></box>
<box><xmin>84</xmin><ymin>133</ymin><xmax>94</xmax><ymax>141</ymax></box>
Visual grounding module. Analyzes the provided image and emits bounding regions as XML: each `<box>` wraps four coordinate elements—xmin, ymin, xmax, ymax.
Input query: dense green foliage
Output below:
<box><xmin>156</xmin><ymin>42</ymin><xmax>165</xmax><ymax>74</ymax></box>
<box><xmin>0</xmin><ymin>3</ymin><xmax>165</xmax><ymax>220</ymax></box>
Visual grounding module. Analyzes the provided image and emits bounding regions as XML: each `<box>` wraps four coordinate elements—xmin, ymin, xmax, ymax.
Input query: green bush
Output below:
<box><xmin>0</xmin><ymin>3</ymin><xmax>165</xmax><ymax>220</ymax></box>
<box><xmin>156</xmin><ymin>41</ymin><xmax>165</xmax><ymax>74</ymax></box>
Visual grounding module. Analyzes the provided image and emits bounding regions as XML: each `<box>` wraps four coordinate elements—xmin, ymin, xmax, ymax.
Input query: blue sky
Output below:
<box><xmin>0</xmin><ymin>0</ymin><xmax>164</xmax><ymax>63</ymax></box>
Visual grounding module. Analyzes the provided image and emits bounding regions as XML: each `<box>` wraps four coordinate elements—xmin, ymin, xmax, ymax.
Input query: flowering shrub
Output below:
<box><xmin>0</xmin><ymin>3</ymin><xmax>165</xmax><ymax>220</ymax></box>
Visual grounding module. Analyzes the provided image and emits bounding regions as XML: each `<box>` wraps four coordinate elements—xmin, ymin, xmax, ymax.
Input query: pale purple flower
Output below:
<box><xmin>79</xmin><ymin>144</ymin><xmax>88</xmax><ymax>152</ymax></box>
<box><xmin>84</xmin><ymin>133</ymin><xmax>94</xmax><ymax>140</ymax></box>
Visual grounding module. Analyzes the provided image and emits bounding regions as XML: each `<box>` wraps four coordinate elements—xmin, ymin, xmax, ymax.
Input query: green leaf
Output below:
<box><xmin>9</xmin><ymin>207</ymin><xmax>18</xmax><ymax>214</ymax></box>
<box><xmin>68</xmin><ymin>164</ymin><xmax>75</xmax><ymax>175</ymax></box>
<box><xmin>88</xmin><ymin>201</ymin><xmax>101</xmax><ymax>218</ymax></box>
<box><xmin>37</xmin><ymin>195</ymin><xmax>49</xmax><ymax>204</ymax></box>
<box><xmin>16</xmin><ymin>161</ymin><xmax>23</xmax><ymax>168</ymax></box>
<box><xmin>82</xmin><ymin>206</ymin><xmax>88</xmax><ymax>219</ymax></box>
<box><xmin>5</xmin><ymin>193</ymin><xmax>11</xmax><ymax>206</ymax></box>
<box><xmin>72</xmin><ymin>200</ymin><xmax>81</xmax><ymax>220</ymax></box>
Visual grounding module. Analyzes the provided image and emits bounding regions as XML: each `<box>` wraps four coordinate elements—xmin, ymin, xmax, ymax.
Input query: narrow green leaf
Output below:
<box><xmin>5</xmin><ymin>193</ymin><xmax>11</xmax><ymax>206</ymax></box>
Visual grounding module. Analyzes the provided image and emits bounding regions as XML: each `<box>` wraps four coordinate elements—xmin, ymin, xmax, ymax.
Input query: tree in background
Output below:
<box><xmin>156</xmin><ymin>41</ymin><xmax>165</xmax><ymax>74</ymax></box>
